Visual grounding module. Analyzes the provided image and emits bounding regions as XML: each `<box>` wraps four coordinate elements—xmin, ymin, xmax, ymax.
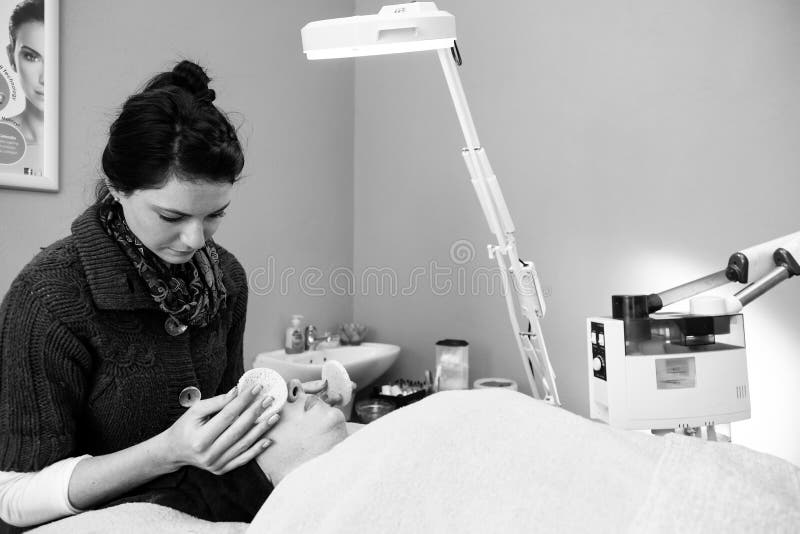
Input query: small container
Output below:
<box><xmin>354</xmin><ymin>398</ymin><xmax>395</xmax><ymax>423</ymax></box>
<box><xmin>435</xmin><ymin>339</ymin><xmax>469</xmax><ymax>391</ymax></box>
<box><xmin>339</xmin><ymin>323</ymin><xmax>367</xmax><ymax>345</ymax></box>
<box><xmin>473</xmin><ymin>377</ymin><xmax>518</xmax><ymax>391</ymax></box>
<box><xmin>373</xmin><ymin>386</ymin><xmax>427</xmax><ymax>408</ymax></box>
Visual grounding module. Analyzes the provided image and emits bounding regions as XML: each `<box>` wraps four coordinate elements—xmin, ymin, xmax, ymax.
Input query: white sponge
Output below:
<box><xmin>322</xmin><ymin>360</ymin><xmax>353</xmax><ymax>406</ymax></box>
<box><xmin>238</xmin><ymin>368</ymin><xmax>289</xmax><ymax>415</ymax></box>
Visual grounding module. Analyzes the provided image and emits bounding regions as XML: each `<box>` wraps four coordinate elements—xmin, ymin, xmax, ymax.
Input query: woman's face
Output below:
<box><xmin>8</xmin><ymin>21</ymin><xmax>44</xmax><ymax>113</ymax></box>
<box><xmin>256</xmin><ymin>388</ymin><xmax>348</xmax><ymax>484</ymax></box>
<box><xmin>113</xmin><ymin>175</ymin><xmax>233</xmax><ymax>265</ymax></box>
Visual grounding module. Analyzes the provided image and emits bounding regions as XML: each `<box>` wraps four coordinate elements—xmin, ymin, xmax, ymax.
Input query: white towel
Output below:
<box><xmin>249</xmin><ymin>389</ymin><xmax>800</xmax><ymax>533</ymax></box>
<box><xmin>631</xmin><ymin>432</ymin><xmax>800</xmax><ymax>531</ymax></box>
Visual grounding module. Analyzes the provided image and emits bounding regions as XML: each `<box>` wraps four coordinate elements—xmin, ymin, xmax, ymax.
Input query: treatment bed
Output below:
<box><xmin>32</xmin><ymin>389</ymin><xmax>800</xmax><ymax>533</ymax></box>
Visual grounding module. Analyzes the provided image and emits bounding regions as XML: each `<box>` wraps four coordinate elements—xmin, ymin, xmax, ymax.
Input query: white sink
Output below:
<box><xmin>252</xmin><ymin>342</ymin><xmax>400</xmax><ymax>391</ymax></box>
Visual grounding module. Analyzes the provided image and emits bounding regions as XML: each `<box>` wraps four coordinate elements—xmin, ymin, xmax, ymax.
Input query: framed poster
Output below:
<box><xmin>0</xmin><ymin>0</ymin><xmax>57</xmax><ymax>192</ymax></box>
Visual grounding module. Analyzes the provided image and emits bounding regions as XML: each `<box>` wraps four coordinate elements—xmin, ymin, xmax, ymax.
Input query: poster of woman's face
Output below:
<box><xmin>0</xmin><ymin>0</ymin><xmax>58</xmax><ymax>192</ymax></box>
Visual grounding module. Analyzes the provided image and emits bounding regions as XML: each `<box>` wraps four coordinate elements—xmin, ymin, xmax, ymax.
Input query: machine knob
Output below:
<box><xmin>593</xmin><ymin>357</ymin><xmax>602</xmax><ymax>372</ymax></box>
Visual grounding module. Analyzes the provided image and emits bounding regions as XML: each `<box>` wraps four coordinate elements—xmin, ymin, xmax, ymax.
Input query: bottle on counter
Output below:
<box><xmin>285</xmin><ymin>315</ymin><xmax>305</xmax><ymax>354</ymax></box>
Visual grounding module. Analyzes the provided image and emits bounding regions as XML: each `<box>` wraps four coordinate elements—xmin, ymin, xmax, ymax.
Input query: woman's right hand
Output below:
<box><xmin>160</xmin><ymin>385</ymin><xmax>279</xmax><ymax>475</ymax></box>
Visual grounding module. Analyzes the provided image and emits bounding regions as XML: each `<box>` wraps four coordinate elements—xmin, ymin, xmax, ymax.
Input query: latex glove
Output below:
<box><xmin>161</xmin><ymin>385</ymin><xmax>279</xmax><ymax>475</ymax></box>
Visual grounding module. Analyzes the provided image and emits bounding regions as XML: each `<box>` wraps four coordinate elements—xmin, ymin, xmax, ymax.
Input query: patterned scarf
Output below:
<box><xmin>98</xmin><ymin>194</ymin><xmax>227</xmax><ymax>332</ymax></box>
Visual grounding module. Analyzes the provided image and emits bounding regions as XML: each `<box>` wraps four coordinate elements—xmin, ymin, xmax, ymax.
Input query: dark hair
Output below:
<box><xmin>98</xmin><ymin>60</ymin><xmax>244</xmax><ymax>199</ymax></box>
<box><xmin>8</xmin><ymin>0</ymin><xmax>43</xmax><ymax>50</ymax></box>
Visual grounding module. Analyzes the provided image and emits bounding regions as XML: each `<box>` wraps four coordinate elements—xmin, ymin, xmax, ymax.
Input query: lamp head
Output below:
<box><xmin>301</xmin><ymin>2</ymin><xmax>456</xmax><ymax>60</ymax></box>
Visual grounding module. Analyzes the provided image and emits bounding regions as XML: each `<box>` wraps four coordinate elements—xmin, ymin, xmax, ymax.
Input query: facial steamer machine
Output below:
<box><xmin>588</xmin><ymin>232</ymin><xmax>800</xmax><ymax>439</ymax></box>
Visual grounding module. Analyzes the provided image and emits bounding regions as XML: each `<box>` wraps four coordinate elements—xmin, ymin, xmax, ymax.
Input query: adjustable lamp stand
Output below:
<box><xmin>302</xmin><ymin>2</ymin><xmax>560</xmax><ymax>404</ymax></box>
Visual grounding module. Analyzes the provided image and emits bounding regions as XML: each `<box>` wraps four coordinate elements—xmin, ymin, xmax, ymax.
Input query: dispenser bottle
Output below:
<box><xmin>285</xmin><ymin>315</ymin><xmax>305</xmax><ymax>354</ymax></box>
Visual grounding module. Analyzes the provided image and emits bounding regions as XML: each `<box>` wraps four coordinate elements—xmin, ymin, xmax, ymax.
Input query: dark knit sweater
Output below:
<box><xmin>0</xmin><ymin>203</ymin><xmax>270</xmax><ymax>528</ymax></box>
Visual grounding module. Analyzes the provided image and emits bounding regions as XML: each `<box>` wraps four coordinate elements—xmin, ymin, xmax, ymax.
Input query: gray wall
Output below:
<box><xmin>0</xmin><ymin>1</ymin><xmax>797</xmax><ymax>466</ymax></box>
<box><xmin>353</xmin><ymin>0</ymin><xmax>800</xmax><ymax>464</ymax></box>
<box><xmin>0</xmin><ymin>0</ymin><xmax>356</xmax><ymax>369</ymax></box>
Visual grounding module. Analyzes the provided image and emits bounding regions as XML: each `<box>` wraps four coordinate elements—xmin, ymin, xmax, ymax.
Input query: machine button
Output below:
<box><xmin>593</xmin><ymin>357</ymin><xmax>603</xmax><ymax>372</ymax></box>
<box><xmin>598</xmin><ymin>333</ymin><xmax>605</xmax><ymax>346</ymax></box>
<box><xmin>591</xmin><ymin>332</ymin><xmax>597</xmax><ymax>344</ymax></box>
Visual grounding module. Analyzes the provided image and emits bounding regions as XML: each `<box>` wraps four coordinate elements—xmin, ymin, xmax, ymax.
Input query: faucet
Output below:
<box><xmin>304</xmin><ymin>324</ymin><xmax>340</xmax><ymax>351</ymax></box>
<box><xmin>304</xmin><ymin>324</ymin><xmax>318</xmax><ymax>351</ymax></box>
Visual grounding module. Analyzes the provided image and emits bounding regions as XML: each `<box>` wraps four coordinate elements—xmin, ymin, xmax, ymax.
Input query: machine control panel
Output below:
<box><xmin>590</xmin><ymin>322</ymin><xmax>607</xmax><ymax>381</ymax></box>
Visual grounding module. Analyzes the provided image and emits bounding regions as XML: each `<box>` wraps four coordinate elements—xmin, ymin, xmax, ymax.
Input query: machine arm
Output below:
<box><xmin>436</xmin><ymin>46</ymin><xmax>560</xmax><ymax>404</ymax></box>
<box><xmin>642</xmin><ymin>231</ymin><xmax>800</xmax><ymax>315</ymax></box>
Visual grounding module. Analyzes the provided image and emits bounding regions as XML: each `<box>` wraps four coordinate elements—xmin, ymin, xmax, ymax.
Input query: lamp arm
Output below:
<box><xmin>436</xmin><ymin>48</ymin><xmax>560</xmax><ymax>405</ymax></box>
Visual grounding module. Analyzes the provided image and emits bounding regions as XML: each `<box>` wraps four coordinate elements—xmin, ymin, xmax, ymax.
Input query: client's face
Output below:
<box><xmin>255</xmin><ymin>388</ymin><xmax>348</xmax><ymax>485</ymax></box>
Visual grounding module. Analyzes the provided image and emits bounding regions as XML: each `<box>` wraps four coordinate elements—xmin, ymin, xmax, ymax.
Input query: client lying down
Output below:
<box><xmin>249</xmin><ymin>369</ymin><xmax>800</xmax><ymax>533</ymax></box>
<box><xmin>34</xmin><ymin>366</ymin><xmax>800</xmax><ymax>533</ymax></box>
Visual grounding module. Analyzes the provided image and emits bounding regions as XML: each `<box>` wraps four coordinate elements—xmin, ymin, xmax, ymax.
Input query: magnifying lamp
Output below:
<box><xmin>302</xmin><ymin>2</ymin><xmax>560</xmax><ymax>405</ymax></box>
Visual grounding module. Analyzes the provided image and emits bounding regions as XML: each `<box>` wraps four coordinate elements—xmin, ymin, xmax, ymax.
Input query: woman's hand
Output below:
<box><xmin>160</xmin><ymin>385</ymin><xmax>279</xmax><ymax>475</ymax></box>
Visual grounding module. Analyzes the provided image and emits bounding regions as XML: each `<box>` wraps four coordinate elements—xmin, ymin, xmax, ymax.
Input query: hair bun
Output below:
<box><xmin>171</xmin><ymin>60</ymin><xmax>214</xmax><ymax>101</ymax></box>
<box><xmin>198</xmin><ymin>88</ymin><xmax>216</xmax><ymax>104</ymax></box>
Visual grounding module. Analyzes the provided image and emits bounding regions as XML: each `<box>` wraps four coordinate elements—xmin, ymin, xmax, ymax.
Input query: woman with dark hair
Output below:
<box><xmin>0</xmin><ymin>60</ymin><xmax>275</xmax><ymax>531</ymax></box>
<box><xmin>3</xmin><ymin>0</ymin><xmax>44</xmax><ymax>144</ymax></box>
